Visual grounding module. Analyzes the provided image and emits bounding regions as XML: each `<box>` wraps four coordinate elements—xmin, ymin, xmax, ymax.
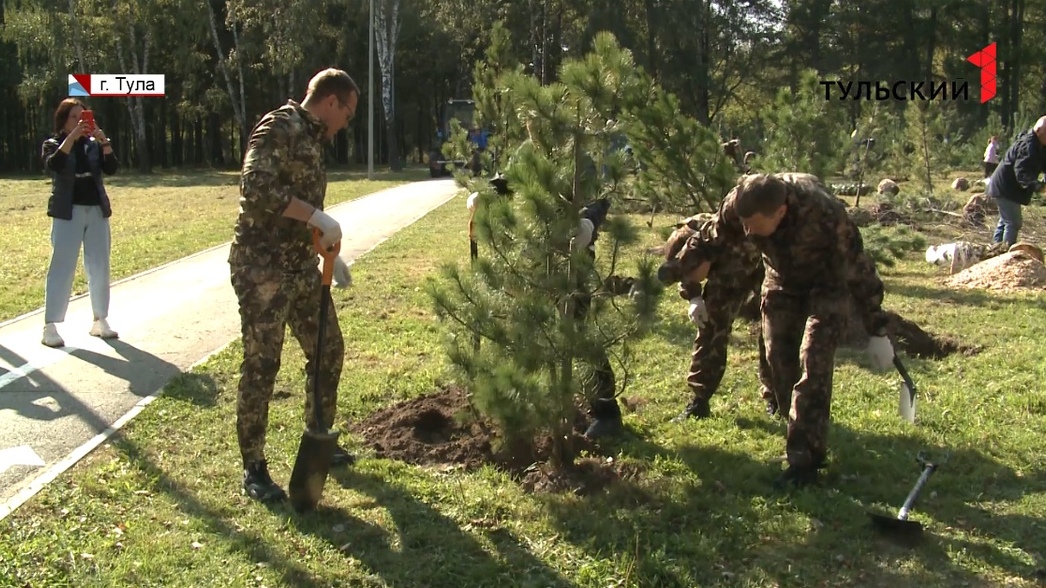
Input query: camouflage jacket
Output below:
<box><xmin>678</xmin><ymin>173</ymin><xmax>889</xmax><ymax>336</ymax></box>
<box><xmin>228</xmin><ymin>100</ymin><xmax>328</xmax><ymax>270</ymax></box>
<box><xmin>673</xmin><ymin>213</ymin><xmax>762</xmax><ymax>301</ymax></box>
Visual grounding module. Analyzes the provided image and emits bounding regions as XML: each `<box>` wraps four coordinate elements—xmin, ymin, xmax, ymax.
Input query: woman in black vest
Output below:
<box><xmin>39</xmin><ymin>98</ymin><xmax>119</xmax><ymax>348</ymax></box>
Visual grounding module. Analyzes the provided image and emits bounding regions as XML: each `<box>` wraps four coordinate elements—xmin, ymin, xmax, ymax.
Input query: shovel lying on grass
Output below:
<box><xmin>288</xmin><ymin>229</ymin><xmax>342</xmax><ymax>513</ymax></box>
<box><xmin>868</xmin><ymin>452</ymin><xmax>941</xmax><ymax>542</ymax></box>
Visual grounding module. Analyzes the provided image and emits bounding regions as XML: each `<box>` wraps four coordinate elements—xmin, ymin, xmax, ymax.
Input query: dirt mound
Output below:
<box><xmin>885</xmin><ymin>312</ymin><xmax>980</xmax><ymax>359</ymax></box>
<box><xmin>841</xmin><ymin>309</ymin><xmax>979</xmax><ymax>359</ymax></box>
<box><xmin>352</xmin><ymin>386</ymin><xmax>635</xmax><ymax>495</ymax></box>
<box><xmin>945</xmin><ymin>251</ymin><xmax>1046</xmax><ymax>292</ymax></box>
<box><xmin>354</xmin><ymin>388</ymin><xmax>495</xmax><ymax>470</ymax></box>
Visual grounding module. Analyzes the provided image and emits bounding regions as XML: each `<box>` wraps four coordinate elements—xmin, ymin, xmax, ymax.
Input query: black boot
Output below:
<box><xmin>331</xmin><ymin>445</ymin><xmax>357</xmax><ymax>467</ymax></box>
<box><xmin>243</xmin><ymin>460</ymin><xmax>287</xmax><ymax>503</ymax></box>
<box><xmin>584</xmin><ymin>398</ymin><xmax>622</xmax><ymax>439</ymax></box>
<box><xmin>765</xmin><ymin>398</ymin><xmax>779</xmax><ymax>417</ymax></box>
<box><xmin>670</xmin><ymin>397</ymin><xmax>711</xmax><ymax>422</ymax></box>
<box><xmin>773</xmin><ymin>464</ymin><xmax>819</xmax><ymax>490</ymax></box>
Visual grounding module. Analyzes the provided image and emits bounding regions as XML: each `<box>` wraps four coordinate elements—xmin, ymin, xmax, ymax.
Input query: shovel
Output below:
<box><xmin>869</xmin><ymin>453</ymin><xmax>940</xmax><ymax>541</ymax></box>
<box><xmin>288</xmin><ymin>229</ymin><xmax>342</xmax><ymax>513</ymax></box>
<box><xmin>894</xmin><ymin>355</ymin><xmax>918</xmax><ymax>423</ymax></box>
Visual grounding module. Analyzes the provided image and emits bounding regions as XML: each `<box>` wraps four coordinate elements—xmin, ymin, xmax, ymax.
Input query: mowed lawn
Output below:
<box><xmin>0</xmin><ymin>167</ymin><xmax>427</xmax><ymax>324</ymax></box>
<box><xmin>1</xmin><ymin>170</ymin><xmax>1045</xmax><ymax>587</ymax></box>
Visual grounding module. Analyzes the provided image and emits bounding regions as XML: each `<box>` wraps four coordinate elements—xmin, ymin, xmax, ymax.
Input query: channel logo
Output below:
<box><xmin>67</xmin><ymin>74</ymin><xmax>166</xmax><ymax>98</ymax></box>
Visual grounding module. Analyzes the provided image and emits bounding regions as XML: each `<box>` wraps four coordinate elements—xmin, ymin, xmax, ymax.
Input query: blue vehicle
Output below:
<box><xmin>429</xmin><ymin>99</ymin><xmax>481</xmax><ymax>178</ymax></box>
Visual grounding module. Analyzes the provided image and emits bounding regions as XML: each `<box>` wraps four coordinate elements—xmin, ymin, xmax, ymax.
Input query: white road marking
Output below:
<box><xmin>0</xmin><ymin>445</ymin><xmax>45</xmax><ymax>476</ymax></box>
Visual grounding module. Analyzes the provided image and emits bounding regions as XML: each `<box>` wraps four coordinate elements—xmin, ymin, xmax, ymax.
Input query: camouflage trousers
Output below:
<box><xmin>574</xmin><ymin>289</ymin><xmax>619</xmax><ymax>419</ymax></box>
<box><xmin>230</xmin><ymin>264</ymin><xmax>345</xmax><ymax>467</ymax></box>
<box><xmin>761</xmin><ymin>286</ymin><xmax>847</xmax><ymax>470</ymax></box>
<box><xmin>687</xmin><ymin>268</ymin><xmax>774</xmax><ymax>406</ymax></box>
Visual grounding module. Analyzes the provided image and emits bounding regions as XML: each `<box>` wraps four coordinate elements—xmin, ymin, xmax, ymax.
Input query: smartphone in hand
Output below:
<box><xmin>80</xmin><ymin>110</ymin><xmax>96</xmax><ymax>134</ymax></box>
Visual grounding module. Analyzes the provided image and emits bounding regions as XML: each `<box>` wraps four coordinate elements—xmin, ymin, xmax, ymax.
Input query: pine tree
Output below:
<box><xmin>622</xmin><ymin>81</ymin><xmax>738</xmax><ymax>217</ymax></box>
<box><xmin>902</xmin><ymin>97</ymin><xmax>949</xmax><ymax>195</ymax></box>
<box><xmin>427</xmin><ymin>33</ymin><xmax>660</xmax><ymax>469</ymax></box>
<box><xmin>755</xmin><ymin>68</ymin><xmax>850</xmax><ymax>180</ymax></box>
<box><xmin>859</xmin><ymin>224</ymin><xmax>927</xmax><ymax>268</ymax></box>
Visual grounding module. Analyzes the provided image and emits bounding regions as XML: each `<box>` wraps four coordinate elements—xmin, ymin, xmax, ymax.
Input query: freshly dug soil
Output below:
<box><xmin>351</xmin><ymin>386</ymin><xmax>638</xmax><ymax>495</ymax></box>
<box><xmin>946</xmin><ymin>251</ymin><xmax>1046</xmax><ymax>292</ymax></box>
<box><xmin>881</xmin><ymin>311</ymin><xmax>981</xmax><ymax>359</ymax></box>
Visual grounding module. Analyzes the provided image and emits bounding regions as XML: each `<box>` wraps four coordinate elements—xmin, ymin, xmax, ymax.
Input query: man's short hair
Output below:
<box><xmin>306</xmin><ymin>68</ymin><xmax>360</xmax><ymax>106</ymax></box>
<box><xmin>735</xmin><ymin>173</ymin><xmax>788</xmax><ymax>218</ymax></box>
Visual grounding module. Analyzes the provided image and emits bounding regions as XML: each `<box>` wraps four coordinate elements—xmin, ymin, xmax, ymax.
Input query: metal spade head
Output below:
<box><xmin>894</xmin><ymin>356</ymin><xmax>918</xmax><ymax>423</ymax></box>
<box><xmin>869</xmin><ymin>511</ymin><xmax>924</xmax><ymax>538</ymax></box>
<box><xmin>899</xmin><ymin>381</ymin><xmax>916</xmax><ymax>423</ymax></box>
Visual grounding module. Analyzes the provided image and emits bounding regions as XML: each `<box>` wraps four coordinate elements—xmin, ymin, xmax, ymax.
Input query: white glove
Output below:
<box><xmin>574</xmin><ymin>218</ymin><xmax>594</xmax><ymax>249</ymax></box>
<box><xmin>688</xmin><ymin>296</ymin><xmax>709</xmax><ymax>327</ymax></box>
<box><xmin>466</xmin><ymin>191</ymin><xmax>480</xmax><ymax>213</ymax></box>
<box><xmin>865</xmin><ymin>335</ymin><xmax>894</xmax><ymax>371</ymax></box>
<box><xmin>307</xmin><ymin>208</ymin><xmax>342</xmax><ymax>250</ymax></box>
<box><xmin>333</xmin><ymin>256</ymin><xmax>352</xmax><ymax>288</ymax></box>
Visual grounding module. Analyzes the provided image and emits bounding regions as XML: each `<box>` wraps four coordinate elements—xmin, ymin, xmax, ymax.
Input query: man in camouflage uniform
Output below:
<box><xmin>657</xmin><ymin>214</ymin><xmax>776</xmax><ymax>420</ymax></box>
<box><xmin>229</xmin><ymin>68</ymin><xmax>360</xmax><ymax>503</ymax></box>
<box><xmin>673</xmin><ymin>173</ymin><xmax>894</xmax><ymax>489</ymax></box>
<box><xmin>571</xmin><ymin>197</ymin><xmax>623</xmax><ymax>439</ymax></box>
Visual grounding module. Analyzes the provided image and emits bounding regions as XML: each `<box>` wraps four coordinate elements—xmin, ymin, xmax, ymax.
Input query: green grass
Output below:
<box><xmin>0</xmin><ymin>167</ymin><xmax>428</xmax><ymax>323</ymax></box>
<box><xmin>1</xmin><ymin>169</ymin><xmax>1045</xmax><ymax>587</ymax></box>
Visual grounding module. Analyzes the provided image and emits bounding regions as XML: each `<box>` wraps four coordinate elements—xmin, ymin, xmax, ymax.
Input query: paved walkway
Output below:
<box><xmin>0</xmin><ymin>178</ymin><xmax>461</xmax><ymax>520</ymax></box>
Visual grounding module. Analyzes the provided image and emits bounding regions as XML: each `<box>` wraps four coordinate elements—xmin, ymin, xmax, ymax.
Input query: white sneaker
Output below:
<box><xmin>42</xmin><ymin>323</ymin><xmax>65</xmax><ymax>348</ymax></box>
<box><xmin>89</xmin><ymin>318</ymin><xmax>119</xmax><ymax>339</ymax></box>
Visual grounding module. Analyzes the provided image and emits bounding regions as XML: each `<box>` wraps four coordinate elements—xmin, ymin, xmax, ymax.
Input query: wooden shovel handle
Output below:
<box><xmin>312</xmin><ymin>228</ymin><xmax>341</xmax><ymax>287</ymax></box>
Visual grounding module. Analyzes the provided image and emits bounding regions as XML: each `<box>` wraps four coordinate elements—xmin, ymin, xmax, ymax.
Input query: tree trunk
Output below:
<box><xmin>1009</xmin><ymin>0</ymin><xmax>1024</xmax><ymax>123</ymax></box>
<box><xmin>206</xmin><ymin>0</ymin><xmax>247</xmax><ymax>158</ymax></box>
<box><xmin>69</xmin><ymin>0</ymin><xmax>87</xmax><ymax>72</ymax></box>
<box><xmin>113</xmin><ymin>11</ymin><xmax>151</xmax><ymax>173</ymax></box>
<box><xmin>171</xmin><ymin>107</ymin><xmax>182</xmax><ymax>166</ymax></box>
<box><xmin>130</xmin><ymin>25</ymin><xmax>151</xmax><ymax>172</ymax></box>
<box><xmin>375</xmin><ymin>0</ymin><xmax>402</xmax><ymax>170</ymax></box>
<box><xmin>157</xmin><ymin>96</ymin><xmax>167</xmax><ymax>167</ymax></box>
<box><xmin>542</xmin><ymin>1</ymin><xmax>550</xmax><ymax>85</ymax></box>
<box><xmin>208</xmin><ymin>112</ymin><xmax>223</xmax><ymax>166</ymax></box>
<box><xmin>924</xmin><ymin>7</ymin><xmax>937</xmax><ymax>82</ymax></box>
<box><xmin>695</xmin><ymin>0</ymin><xmax>711</xmax><ymax>125</ymax></box>
<box><xmin>642</xmin><ymin>0</ymin><xmax>659</xmax><ymax>79</ymax></box>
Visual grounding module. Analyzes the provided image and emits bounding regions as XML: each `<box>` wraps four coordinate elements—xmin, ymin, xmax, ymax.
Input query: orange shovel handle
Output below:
<box><xmin>312</xmin><ymin>228</ymin><xmax>341</xmax><ymax>287</ymax></box>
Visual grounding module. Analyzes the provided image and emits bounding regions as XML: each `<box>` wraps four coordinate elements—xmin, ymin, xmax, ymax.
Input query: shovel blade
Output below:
<box><xmin>287</xmin><ymin>428</ymin><xmax>340</xmax><ymax>513</ymax></box>
<box><xmin>898</xmin><ymin>382</ymin><xmax>916</xmax><ymax>423</ymax></box>
<box><xmin>869</xmin><ymin>512</ymin><xmax>924</xmax><ymax>539</ymax></box>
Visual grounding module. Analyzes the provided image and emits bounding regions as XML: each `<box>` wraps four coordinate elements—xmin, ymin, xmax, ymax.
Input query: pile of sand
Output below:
<box><xmin>945</xmin><ymin>250</ymin><xmax>1046</xmax><ymax>292</ymax></box>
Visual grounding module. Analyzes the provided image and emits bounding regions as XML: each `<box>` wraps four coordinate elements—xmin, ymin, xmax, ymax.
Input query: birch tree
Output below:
<box><xmin>205</xmin><ymin>0</ymin><xmax>247</xmax><ymax>156</ymax></box>
<box><xmin>111</xmin><ymin>0</ymin><xmax>153</xmax><ymax>171</ymax></box>
<box><xmin>374</xmin><ymin>0</ymin><xmax>402</xmax><ymax>170</ymax></box>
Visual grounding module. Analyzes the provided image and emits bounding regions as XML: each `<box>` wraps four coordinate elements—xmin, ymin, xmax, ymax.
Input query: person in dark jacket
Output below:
<box><xmin>40</xmin><ymin>98</ymin><xmax>119</xmax><ymax>348</ymax></box>
<box><xmin>986</xmin><ymin>117</ymin><xmax>1046</xmax><ymax>246</ymax></box>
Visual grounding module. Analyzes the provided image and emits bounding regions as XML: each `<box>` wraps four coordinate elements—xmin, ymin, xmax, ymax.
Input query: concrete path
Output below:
<box><xmin>0</xmin><ymin>178</ymin><xmax>461</xmax><ymax>520</ymax></box>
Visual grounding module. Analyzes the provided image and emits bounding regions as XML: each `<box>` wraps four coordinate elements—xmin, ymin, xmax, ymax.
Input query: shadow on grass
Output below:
<box><xmin>0</xmin><ymin>343</ymin><xmax>312</xmax><ymax>585</ymax></box>
<box><xmin>884</xmin><ymin>281</ymin><xmax>1039</xmax><ymax>308</ymax></box>
<box><xmin>326</xmin><ymin>168</ymin><xmax>432</xmax><ymax>184</ymax></box>
<box><xmin>271</xmin><ymin>469</ymin><xmax>578</xmax><ymax>588</ymax></box>
<box><xmin>542</xmin><ymin>418</ymin><xmax>1046</xmax><ymax>586</ymax></box>
<box><xmin>110</xmin><ymin>436</ymin><xmax>332</xmax><ymax>588</ymax></box>
<box><xmin>103</xmin><ymin>166</ymin><xmax>431</xmax><ymax>189</ymax></box>
<box><xmin>106</xmin><ymin>170</ymin><xmax>241</xmax><ymax>189</ymax></box>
